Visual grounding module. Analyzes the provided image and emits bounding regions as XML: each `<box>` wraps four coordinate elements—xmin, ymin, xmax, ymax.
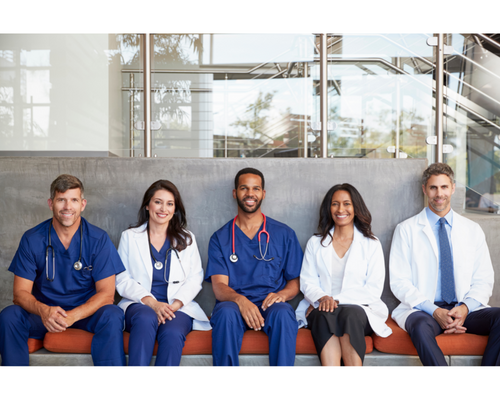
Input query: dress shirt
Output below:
<box><xmin>414</xmin><ymin>208</ymin><xmax>480</xmax><ymax>316</ymax></box>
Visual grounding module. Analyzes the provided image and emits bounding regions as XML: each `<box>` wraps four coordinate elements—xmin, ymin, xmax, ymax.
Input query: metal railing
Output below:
<box><xmin>125</xmin><ymin>33</ymin><xmax>500</xmax><ymax>162</ymax></box>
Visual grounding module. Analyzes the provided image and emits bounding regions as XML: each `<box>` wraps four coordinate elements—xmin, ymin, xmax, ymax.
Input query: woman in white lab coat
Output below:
<box><xmin>116</xmin><ymin>180</ymin><xmax>210</xmax><ymax>366</ymax></box>
<box><xmin>296</xmin><ymin>183</ymin><xmax>391</xmax><ymax>366</ymax></box>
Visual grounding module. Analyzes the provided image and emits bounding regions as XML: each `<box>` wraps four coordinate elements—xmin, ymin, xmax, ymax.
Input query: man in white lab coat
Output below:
<box><xmin>389</xmin><ymin>162</ymin><xmax>500</xmax><ymax>366</ymax></box>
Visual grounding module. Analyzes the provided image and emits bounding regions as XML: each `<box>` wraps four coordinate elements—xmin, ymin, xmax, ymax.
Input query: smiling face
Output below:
<box><xmin>233</xmin><ymin>173</ymin><xmax>266</xmax><ymax>214</ymax></box>
<box><xmin>423</xmin><ymin>174</ymin><xmax>455</xmax><ymax>217</ymax></box>
<box><xmin>330</xmin><ymin>190</ymin><xmax>355</xmax><ymax>228</ymax></box>
<box><xmin>146</xmin><ymin>189</ymin><xmax>176</xmax><ymax>229</ymax></box>
<box><xmin>48</xmin><ymin>188</ymin><xmax>87</xmax><ymax>229</ymax></box>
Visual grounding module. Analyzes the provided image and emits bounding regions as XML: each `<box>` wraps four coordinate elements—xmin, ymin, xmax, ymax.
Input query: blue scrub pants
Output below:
<box><xmin>210</xmin><ymin>301</ymin><xmax>298</xmax><ymax>366</ymax></box>
<box><xmin>0</xmin><ymin>304</ymin><xmax>125</xmax><ymax>366</ymax></box>
<box><xmin>125</xmin><ymin>303</ymin><xmax>193</xmax><ymax>366</ymax></box>
<box><xmin>405</xmin><ymin>303</ymin><xmax>500</xmax><ymax>366</ymax></box>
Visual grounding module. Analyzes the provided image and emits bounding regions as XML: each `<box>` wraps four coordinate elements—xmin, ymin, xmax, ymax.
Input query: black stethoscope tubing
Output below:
<box><xmin>45</xmin><ymin>220</ymin><xmax>83</xmax><ymax>281</ymax></box>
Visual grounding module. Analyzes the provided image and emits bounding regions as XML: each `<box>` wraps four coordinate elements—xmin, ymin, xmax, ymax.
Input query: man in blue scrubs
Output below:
<box><xmin>390</xmin><ymin>163</ymin><xmax>500</xmax><ymax>366</ymax></box>
<box><xmin>0</xmin><ymin>174</ymin><xmax>126</xmax><ymax>366</ymax></box>
<box><xmin>206</xmin><ymin>167</ymin><xmax>303</xmax><ymax>366</ymax></box>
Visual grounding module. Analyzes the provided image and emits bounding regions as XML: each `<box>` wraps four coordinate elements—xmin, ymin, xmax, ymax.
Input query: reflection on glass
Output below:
<box><xmin>149</xmin><ymin>34</ymin><xmax>316</xmax><ymax>157</ymax></box>
<box><xmin>443</xmin><ymin>34</ymin><xmax>500</xmax><ymax>213</ymax></box>
<box><xmin>0</xmin><ymin>34</ymin><xmax>141</xmax><ymax>155</ymax></box>
<box><xmin>326</xmin><ymin>34</ymin><xmax>433</xmax><ymax>159</ymax></box>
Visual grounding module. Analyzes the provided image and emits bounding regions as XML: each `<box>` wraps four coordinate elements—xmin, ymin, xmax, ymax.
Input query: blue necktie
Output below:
<box><xmin>439</xmin><ymin>217</ymin><xmax>455</xmax><ymax>304</ymax></box>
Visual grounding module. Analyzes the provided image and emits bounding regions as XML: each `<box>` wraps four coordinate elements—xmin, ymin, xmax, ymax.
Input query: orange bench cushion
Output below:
<box><xmin>44</xmin><ymin>329</ymin><xmax>94</xmax><ymax>353</ymax></box>
<box><xmin>44</xmin><ymin>327</ymin><xmax>372</xmax><ymax>355</ymax></box>
<box><xmin>372</xmin><ymin>317</ymin><xmax>488</xmax><ymax>355</ymax></box>
<box><xmin>28</xmin><ymin>338</ymin><xmax>43</xmax><ymax>353</ymax></box>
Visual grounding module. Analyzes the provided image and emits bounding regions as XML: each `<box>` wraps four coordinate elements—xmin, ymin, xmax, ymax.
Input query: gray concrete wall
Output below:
<box><xmin>0</xmin><ymin>157</ymin><xmax>426</xmax><ymax>315</ymax></box>
<box><xmin>8</xmin><ymin>157</ymin><xmax>500</xmax><ymax>316</ymax></box>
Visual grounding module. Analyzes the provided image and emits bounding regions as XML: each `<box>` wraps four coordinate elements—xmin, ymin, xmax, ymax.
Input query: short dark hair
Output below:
<box><xmin>316</xmin><ymin>183</ymin><xmax>375</xmax><ymax>244</ymax></box>
<box><xmin>422</xmin><ymin>163</ymin><xmax>455</xmax><ymax>186</ymax></box>
<box><xmin>50</xmin><ymin>174</ymin><xmax>84</xmax><ymax>200</ymax></box>
<box><xmin>234</xmin><ymin>168</ymin><xmax>265</xmax><ymax>190</ymax></box>
<box><xmin>129</xmin><ymin>180</ymin><xmax>192</xmax><ymax>252</ymax></box>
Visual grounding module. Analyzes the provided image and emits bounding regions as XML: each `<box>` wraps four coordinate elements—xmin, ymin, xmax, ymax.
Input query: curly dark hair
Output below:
<box><xmin>316</xmin><ymin>183</ymin><xmax>375</xmax><ymax>246</ymax></box>
<box><xmin>130</xmin><ymin>180</ymin><xmax>192</xmax><ymax>252</ymax></box>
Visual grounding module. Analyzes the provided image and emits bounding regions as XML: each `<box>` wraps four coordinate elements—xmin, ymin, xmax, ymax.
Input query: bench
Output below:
<box><xmin>13</xmin><ymin>318</ymin><xmax>485</xmax><ymax>366</ymax></box>
<box><xmin>0</xmin><ymin>157</ymin><xmax>493</xmax><ymax>366</ymax></box>
<box><xmin>18</xmin><ymin>327</ymin><xmax>372</xmax><ymax>366</ymax></box>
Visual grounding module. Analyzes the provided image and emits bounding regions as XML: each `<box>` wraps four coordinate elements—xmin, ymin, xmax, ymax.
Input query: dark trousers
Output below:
<box><xmin>210</xmin><ymin>301</ymin><xmax>298</xmax><ymax>366</ymax></box>
<box><xmin>405</xmin><ymin>303</ymin><xmax>500</xmax><ymax>366</ymax></box>
<box><xmin>0</xmin><ymin>304</ymin><xmax>125</xmax><ymax>366</ymax></box>
<box><xmin>125</xmin><ymin>303</ymin><xmax>193</xmax><ymax>366</ymax></box>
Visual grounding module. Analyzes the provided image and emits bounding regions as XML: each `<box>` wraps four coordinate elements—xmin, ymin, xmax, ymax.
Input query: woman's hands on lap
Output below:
<box><xmin>318</xmin><ymin>296</ymin><xmax>338</xmax><ymax>312</ymax></box>
<box><xmin>142</xmin><ymin>297</ymin><xmax>183</xmax><ymax>325</ymax></box>
<box><xmin>306</xmin><ymin>296</ymin><xmax>338</xmax><ymax>317</ymax></box>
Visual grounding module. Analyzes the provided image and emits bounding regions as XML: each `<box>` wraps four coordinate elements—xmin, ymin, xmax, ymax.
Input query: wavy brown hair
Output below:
<box><xmin>50</xmin><ymin>174</ymin><xmax>84</xmax><ymax>199</ymax></box>
<box><xmin>130</xmin><ymin>180</ymin><xmax>192</xmax><ymax>251</ymax></box>
<box><xmin>316</xmin><ymin>183</ymin><xmax>375</xmax><ymax>246</ymax></box>
<box><xmin>422</xmin><ymin>162</ymin><xmax>455</xmax><ymax>186</ymax></box>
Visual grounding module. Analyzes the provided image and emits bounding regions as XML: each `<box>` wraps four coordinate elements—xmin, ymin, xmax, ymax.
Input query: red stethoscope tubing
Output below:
<box><xmin>231</xmin><ymin>213</ymin><xmax>270</xmax><ymax>262</ymax></box>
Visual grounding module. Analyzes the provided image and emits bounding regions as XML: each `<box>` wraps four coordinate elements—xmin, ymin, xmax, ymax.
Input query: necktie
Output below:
<box><xmin>439</xmin><ymin>217</ymin><xmax>455</xmax><ymax>304</ymax></box>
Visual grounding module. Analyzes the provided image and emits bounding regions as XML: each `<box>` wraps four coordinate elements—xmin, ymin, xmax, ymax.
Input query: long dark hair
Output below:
<box><xmin>130</xmin><ymin>180</ymin><xmax>192</xmax><ymax>252</ymax></box>
<box><xmin>316</xmin><ymin>183</ymin><xmax>375</xmax><ymax>246</ymax></box>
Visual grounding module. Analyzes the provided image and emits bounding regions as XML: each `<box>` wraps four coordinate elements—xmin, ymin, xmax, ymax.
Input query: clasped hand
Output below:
<box><xmin>433</xmin><ymin>304</ymin><xmax>468</xmax><ymax>334</ymax></box>
<box><xmin>41</xmin><ymin>306</ymin><xmax>77</xmax><ymax>332</ymax></box>
<box><xmin>150</xmin><ymin>301</ymin><xmax>178</xmax><ymax>325</ymax></box>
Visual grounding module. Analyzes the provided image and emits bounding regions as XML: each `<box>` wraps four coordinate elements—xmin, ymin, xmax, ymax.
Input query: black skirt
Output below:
<box><xmin>306</xmin><ymin>304</ymin><xmax>373</xmax><ymax>363</ymax></box>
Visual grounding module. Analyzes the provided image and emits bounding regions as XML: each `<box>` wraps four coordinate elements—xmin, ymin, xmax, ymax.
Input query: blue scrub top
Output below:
<box><xmin>205</xmin><ymin>216</ymin><xmax>303</xmax><ymax>306</ymax></box>
<box><xmin>150</xmin><ymin>239</ymin><xmax>171</xmax><ymax>303</ymax></box>
<box><xmin>9</xmin><ymin>217</ymin><xmax>125</xmax><ymax>310</ymax></box>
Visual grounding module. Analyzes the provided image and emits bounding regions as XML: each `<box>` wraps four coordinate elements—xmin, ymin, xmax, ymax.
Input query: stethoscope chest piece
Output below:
<box><xmin>154</xmin><ymin>261</ymin><xmax>163</xmax><ymax>270</ymax></box>
<box><xmin>230</xmin><ymin>213</ymin><xmax>272</xmax><ymax>263</ymax></box>
<box><xmin>73</xmin><ymin>261</ymin><xmax>83</xmax><ymax>271</ymax></box>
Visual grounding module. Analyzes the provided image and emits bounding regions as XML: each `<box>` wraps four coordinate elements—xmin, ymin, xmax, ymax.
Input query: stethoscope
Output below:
<box><xmin>147</xmin><ymin>226</ymin><xmax>186</xmax><ymax>284</ymax></box>
<box><xmin>230</xmin><ymin>213</ymin><xmax>274</xmax><ymax>263</ymax></box>
<box><xmin>45</xmin><ymin>220</ymin><xmax>85</xmax><ymax>281</ymax></box>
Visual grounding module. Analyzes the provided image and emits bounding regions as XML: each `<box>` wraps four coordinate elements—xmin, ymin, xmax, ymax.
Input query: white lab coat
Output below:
<box><xmin>389</xmin><ymin>208</ymin><xmax>494</xmax><ymax>331</ymax></box>
<box><xmin>296</xmin><ymin>227</ymin><xmax>392</xmax><ymax>338</ymax></box>
<box><xmin>116</xmin><ymin>224</ymin><xmax>211</xmax><ymax>331</ymax></box>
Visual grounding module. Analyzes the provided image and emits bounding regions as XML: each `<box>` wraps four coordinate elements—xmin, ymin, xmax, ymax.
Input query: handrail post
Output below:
<box><xmin>143</xmin><ymin>33</ymin><xmax>152</xmax><ymax>158</ymax></box>
<box><xmin>320</xmin><ymin>33</ymin><xmax>328</xmax><ymax>158</ymax></box>
<box><xmin>435</xmin><ymin>33</ymin><xmax>444</xmax><ymax>163</ymax></box>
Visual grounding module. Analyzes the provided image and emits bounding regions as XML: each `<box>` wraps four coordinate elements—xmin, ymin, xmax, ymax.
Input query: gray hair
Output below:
<box><xmin>422</xmin><ymin>163</ymin><xmax>455</xmax><ymax>186</ymax></box>
<box><xmin>50</xmin><ymin>174</ymin><xmax>85</xmax><ymax>199</ymax></box>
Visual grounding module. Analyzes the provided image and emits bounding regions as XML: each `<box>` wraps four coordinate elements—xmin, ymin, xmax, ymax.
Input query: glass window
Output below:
<box><xmin>0</xmin><ymin>34</ymin><xmax>140</xmax><ymax>155</ymax></box>
<box><xmin>148</xmin><ymin>34</ymin><xmax>316</xmax><ymax>158</ymax></box>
